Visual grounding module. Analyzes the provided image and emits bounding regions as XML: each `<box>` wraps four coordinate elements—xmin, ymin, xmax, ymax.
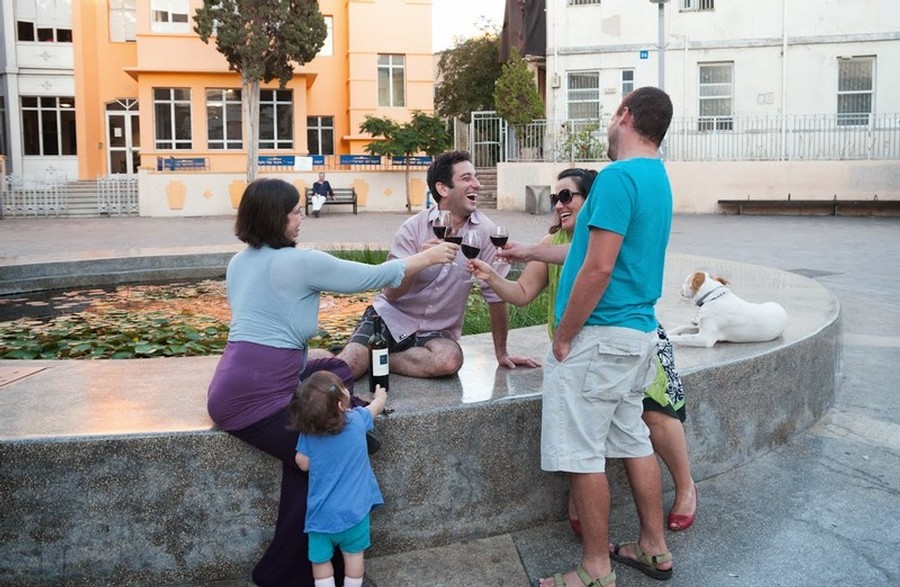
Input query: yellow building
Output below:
<box><xmin>59</xmin><ymin>0</ymin><xmax>434</xmax><ymax>180</ymax></box>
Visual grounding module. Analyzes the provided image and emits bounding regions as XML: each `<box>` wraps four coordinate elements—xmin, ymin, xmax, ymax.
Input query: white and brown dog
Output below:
<box><xmin>669</xmin><ymin>271</ymin><xmax>788</xmax><ymax>348</ymax></box>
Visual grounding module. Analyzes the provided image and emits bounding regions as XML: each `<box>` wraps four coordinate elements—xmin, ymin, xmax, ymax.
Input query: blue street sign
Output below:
<box><xmin>340</xmin><ymin>154</ymin><xmax>382</xmax><ymax>165</ymax></box>
<box><xmin>258</xmin><ymin>155</ymin><xmax>295</xmax><ymax>167</ymax></box>
<box><xmin>640</xmin><ymin>50</ymin><xmax>649</xmax><ymax>59</ymax></box>
<box><xmin>391</xmin><ymin>156</ymin><xmax>433</xmax><ymax>166</ymax></box>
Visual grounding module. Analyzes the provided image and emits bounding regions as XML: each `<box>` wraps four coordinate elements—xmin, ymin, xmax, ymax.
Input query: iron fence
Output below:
<box><xmin>97</xmin><ymin>175</ymin><xmax>139</xmax><ymax>216</ymax></box>
<box><xmin>1</xmin><ymin>173</ymin><xmax>68</xmax><ymax>217</ymax></box>
<box><xmin>462</xmin><ymin>111</ymin><xmax>900</xmax><ymax>166</ymax></box>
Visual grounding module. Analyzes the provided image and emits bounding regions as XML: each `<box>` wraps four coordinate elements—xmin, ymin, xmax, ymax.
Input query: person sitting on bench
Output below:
<box><xmin>310</xmin><ymin>172</ymin><xmax>334</xmax><ymax>218</ymax></box>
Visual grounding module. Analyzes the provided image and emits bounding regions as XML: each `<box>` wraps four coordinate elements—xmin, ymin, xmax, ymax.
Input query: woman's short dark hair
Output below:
<box><xmin>234</xmin><ymin>178</ymin><xmax>299</xmax><ymax>249</ymax></box>
<box><xmin>426</xmin><ymin>150</ymin><xmax>472</xmax><ymax>204</ymax></box>
<box><xmin>288</xmin><ymin>371</ymin><xmax>349</xmax><ymax>436</ymax></box>
<box><xmin>549</xmin><ymin>167</ymin><xmax>598</xmax><ymax>234</ymax></box>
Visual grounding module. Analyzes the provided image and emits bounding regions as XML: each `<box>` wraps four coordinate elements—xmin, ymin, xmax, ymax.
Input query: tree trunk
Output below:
<box><xmin>243</xmin><ymin>76</ymin><xmax>260</xmax><ymax>182</ymax></box>
<box><xmin>404</xmin><ymin>161</ymin><xmax>412</xmax><ymax>212</ymax></box>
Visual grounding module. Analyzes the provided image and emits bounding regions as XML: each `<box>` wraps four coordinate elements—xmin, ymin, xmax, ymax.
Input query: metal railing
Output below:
<box><xmin>462</xmin><ymin>111</ymin><xmax>900</xmax><ymax>166</ymax></box>
<box><xmin>1</xmin><ymin>172</ymin><xmax>69</xmax><ymax>217</ymax></box>
<box><xmin>97</xmin><ymin>175</ymin><xmax>139</xmax><ymax>216</ymax></box>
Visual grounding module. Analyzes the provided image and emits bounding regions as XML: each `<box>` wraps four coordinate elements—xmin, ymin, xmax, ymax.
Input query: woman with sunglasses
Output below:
<box><xmin>468</xmin><ymin>167</ymin><xmax>698</xmax><ymax>534</ymax></box>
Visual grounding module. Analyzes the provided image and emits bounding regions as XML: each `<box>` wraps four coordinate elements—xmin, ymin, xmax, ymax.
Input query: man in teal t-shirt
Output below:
<box><xmin>538</xmin><ymin>87</ymin><xmax>676</xmax><ymax>587</ymax></box>
<box><xmin>554</xmin><ymin>157</ymin><xmax>671</xmax><ymax>331</ymax></box>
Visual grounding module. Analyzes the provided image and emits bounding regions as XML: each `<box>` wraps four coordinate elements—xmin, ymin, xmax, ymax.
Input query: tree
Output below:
<box><xmin>434</xmin><ymin>33</ymin><xmax>502</xmax><ymax>122</ymax></box>
<box><xmin>360</xmin><ymin>112</ymin><xmax>451</xmax><ymax>211</ymax></box>
<box><xmin>194</xmin><ymin>0</ymin><xmax>327</xmax><ymax>181</ymax></box>
<box><xmin>493</xmin><ymin>47</ymin><xmax>544</xmax><ymax>127</ymax></box>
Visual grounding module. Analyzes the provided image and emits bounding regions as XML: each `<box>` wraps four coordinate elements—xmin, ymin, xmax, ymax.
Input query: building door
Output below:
<box><xmin>106</xmin><ymin>99</ymin><xmax>140</xmax><ymax>175</ymax></box>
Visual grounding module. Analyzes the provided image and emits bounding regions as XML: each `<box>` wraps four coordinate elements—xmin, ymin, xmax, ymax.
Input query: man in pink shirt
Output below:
<box><xmin>339</xmin><ymin>151</ymin><xmax>539</xmax><ymax>378</ymax></box>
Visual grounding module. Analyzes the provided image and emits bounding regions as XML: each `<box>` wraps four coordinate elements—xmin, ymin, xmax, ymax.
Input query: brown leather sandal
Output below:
<box><xmin>548</xmin><ymin>564</ymin><xmax>616</xmax><ymax>586</ymax></box>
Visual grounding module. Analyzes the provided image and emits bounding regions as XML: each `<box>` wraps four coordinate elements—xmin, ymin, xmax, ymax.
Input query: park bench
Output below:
<box><xmin>305</xmin><ymin>187</ymin><xmax>358</xmax><ymax>215</ymax></box>
<box><xmin>717</xmin><ymin>195</ymin><xmax>900</xmax><ymax>216</ymax></box>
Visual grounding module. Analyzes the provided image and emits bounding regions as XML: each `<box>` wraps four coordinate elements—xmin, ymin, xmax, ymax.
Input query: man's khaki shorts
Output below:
<box><xmin>541</xmin><ymin>325</ymin><xmax>658</xmax><ymax>473</ymax></box>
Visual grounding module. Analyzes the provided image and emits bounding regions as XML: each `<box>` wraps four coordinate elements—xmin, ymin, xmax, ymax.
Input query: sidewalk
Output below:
<box><xmin>2</xmin><ymin>213</ymin><xmax>899</xmax><ymax>586</ymax></box>
<box><xmin>368</xmin><ymin>214</ymin><xmax>900</xmax><ymax>587</ymax></box>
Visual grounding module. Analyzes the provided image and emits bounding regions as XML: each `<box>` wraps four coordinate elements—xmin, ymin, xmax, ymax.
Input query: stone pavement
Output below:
<box><xmin>1</xmin><ymin>212</ymin><xmax>899</xmax><ymax>586</ymax></box>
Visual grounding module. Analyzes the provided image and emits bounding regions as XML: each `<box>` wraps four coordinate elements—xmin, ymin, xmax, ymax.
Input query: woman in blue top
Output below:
<box><xmin>207</xmin><ymin>178</ymin><xmax>456</xmax><ymax>587</ymax></box>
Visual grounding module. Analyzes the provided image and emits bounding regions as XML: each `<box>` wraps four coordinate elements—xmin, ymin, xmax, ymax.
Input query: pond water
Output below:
<box><xmin>0</xmin><ymin>279</ymin><xmax>230</xmax><ymax>322</ymax></box>
<box><xmin>0</xmin><ymin>279</ymin><xmax>372</xmax><ymax>326</ymax></box>
<box><xmin>0</xmin><ymin>279</ymin><xmax>375</xmax><ymax>359</ymax></box>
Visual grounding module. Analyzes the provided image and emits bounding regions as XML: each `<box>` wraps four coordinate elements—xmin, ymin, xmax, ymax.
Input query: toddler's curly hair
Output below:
<box><xmin>289</xmin><ymin>371</ymin><xmax>349</xmax><ymax>435</ymax></box>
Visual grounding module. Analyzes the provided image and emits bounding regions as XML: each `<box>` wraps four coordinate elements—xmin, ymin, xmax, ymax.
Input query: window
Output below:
<box><xmin>17</xmin><ymin>20</ymin><xmax>35</xmax><ymax>41</ymax></box>
<box><xmin>681</xmin><ymin>0</ymin><xmax>714</xmax><ymax>10</ymax></box>
<box><xmin>621</xmin><ymin>70</ymin><xmax>634</xmax><ymax>98</ymax></box>
<box><xmin>21</xmin><ymin>96</ymin><xmax>77</xmax><ymax>156</ymax></box>
<box><xmin>698</xmin><ymin>63</ymin><xmax>733</xmax><ymax>131</ymax></box>
<box><xmin>837</xmin><ymin>57</ymin><xmax>874</xmax><ymax>126</ymax></box>
<box><xmin>568</xmin><ymin>0</ymin><xmax>601</xmax><ymax>5</ymax></box>
<box><xmin>567</xmin><ymin>72</ymin><xmax>600</xmax><ymax>120</ymax></box>
<box><xmin>109</xmin><ymin>0</ymin><xmax>137</xmax><ymax>42</ymax></box>
<box><xmin>153</xmin><ymin>88</ymin><xmax>192</xmax><ymax>150</ymax></box>
<box><xmin>15</xmin><ymin>0</ymin><xmax>72</xmax><ymax>41</ymax></box>
<box><xmin>378</xmin><ymin>55</ymin><xmax>406</xmax><ymax>107</ymax></box>
<box><xmin>206</xmin><ymin>89</ymin><xmax>243</xmax><ymax>150</ymax></box>
<box><xmin>259</xmin><ymin>89</ymin><xmax>293</xmax><ymax>149</ymax></box>
<box><xmin>151</xmin><ymin>0</ymin><xmax>190</xmax><ymax>33</ymax></box>
<box><xmin>320</xmin><ymin>16</ymin><xmax>333</xmax><ymax>57</ymax></box>
<box><xmin>307</xmin><ymin>116</ymin><xmax>334</xmax><ymax>155</ymax></box>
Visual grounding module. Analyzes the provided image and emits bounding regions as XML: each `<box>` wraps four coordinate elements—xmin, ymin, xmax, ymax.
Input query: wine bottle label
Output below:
<box><xmin>371</xmin><ymin>348</ymin><xmax>389</xmax><ymax>376</ymax></box>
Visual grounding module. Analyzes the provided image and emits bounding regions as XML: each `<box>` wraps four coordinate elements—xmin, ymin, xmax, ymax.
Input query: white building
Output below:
<box><xmin>547</xmin><ymin>0</ymin><xmax>900</xmax><ymax>133</ymax></box>
<box><xmin>0</xmin><ymin>0</ymin><xmax>76</xmax><ymax>181</ymax></box>
<box><xmin>491</xmin><ymin>0</ymin><xmax>900</xmax><ymax>212</ymax></box>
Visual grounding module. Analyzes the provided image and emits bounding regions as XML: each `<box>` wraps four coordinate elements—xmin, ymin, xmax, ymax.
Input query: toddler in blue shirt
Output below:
<box><xmin>290</xmin><ymin>371</ymin><xmax>387</xmax><ymax>587</ymax></box>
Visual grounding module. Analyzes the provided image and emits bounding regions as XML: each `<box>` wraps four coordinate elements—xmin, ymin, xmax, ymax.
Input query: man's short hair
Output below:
<box><xmin>618</xmin><ymin>87</ymin><xmax>673</xmax><ymax>147</ymax></box>
<box><xmin>426</xmin><ymin>150</ymin><xmax>472</xmax><ymax>204</ymax></box>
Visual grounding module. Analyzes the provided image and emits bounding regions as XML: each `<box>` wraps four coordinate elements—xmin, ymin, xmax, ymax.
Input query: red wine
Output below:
<box><xmin>445</xmin><ymin>235</ymin><xmax>463</xmax><ymax>245</ymax></box>
<box><xmin>433</xmin><ymin>226</ymin><xmax>447</xmax><ymax>239</ymax></box>
<box><xmin>461</xmin><ymin>245</ymin><xmax>480</xmax><ymax>259</ymax></box>
<box><xmin>490</xmin><ymin>236</ymin><xmax>508</xmax><ymax>247</ymax></box>
<box><xmin>368</xmin><ymin>315</ymin><xmax>389</xmax><ymax>393</ymax></box>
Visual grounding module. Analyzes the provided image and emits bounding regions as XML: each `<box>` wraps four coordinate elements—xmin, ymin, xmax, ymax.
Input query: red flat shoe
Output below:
<box><xmin>667</xmin><ymin>485</ymin><xmax>698</xmax><ymax>531</ymax></box>
<box><xmin>569</xmin><ymin>516</ymin><xmax>582</xmax><ymax>536</ymax></box>
<box><xmin>667</xmin><ymin>511</ymin><xmax>695</xmax><ymax>531</ymax></box>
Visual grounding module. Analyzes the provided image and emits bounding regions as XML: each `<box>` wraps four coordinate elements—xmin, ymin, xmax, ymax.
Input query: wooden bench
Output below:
<box><xmin>718</xmin><ymin>196</ymin><xmax>900</xmax><ymax>217</ymax></box>
<box><xmin>305</xmin><ymin>187</ymin><xmax>358</xmax><ymax>215</ymax></box>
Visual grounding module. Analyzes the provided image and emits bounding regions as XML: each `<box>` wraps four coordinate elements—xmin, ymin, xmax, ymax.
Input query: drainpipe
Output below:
<box><xmin>649</xmin><ymin>0</ymin><xmax>670</xmax><ymax>91</ymax></box>
<box><xmin>552</xmin><ymin>0</ymin><xmax>560</xmax><ymax>163</ymax></box>
<box><xmin>781</xmin><ymin>0</ymin><xmax>788</xmax><ymax>161</ymax></box>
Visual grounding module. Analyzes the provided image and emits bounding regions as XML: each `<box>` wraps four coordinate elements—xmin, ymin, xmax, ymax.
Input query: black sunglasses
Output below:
<box><xmin>550</xmin><ymin>189</ymin><xmax>582</xmax><ymax>207</ymax></box>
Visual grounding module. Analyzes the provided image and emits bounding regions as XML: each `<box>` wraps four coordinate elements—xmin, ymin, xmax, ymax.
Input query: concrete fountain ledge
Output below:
<box><xmin>0</xmin><ymin>254</ymin><xmax>840</xmax><ymax>585</ymax></box>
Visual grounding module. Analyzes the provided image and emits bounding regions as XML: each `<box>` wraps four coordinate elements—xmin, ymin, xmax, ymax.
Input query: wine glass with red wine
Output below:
<box><xmin>490</xmin><ymin>225</ymin><xmax>509</xmax><ymax>266</ymax></box>
<box><xmin>443</xmin><ymin>225</ymin><xmax>463</xmax><ymax>245</ymax></box>
<box><xmin>433</xmin><ymin>210</ymin><xmax>451</xmax><ymax>240</ymax></box>
<box><xmin>443</xmin><ymin>225</ymin><xmax>462</xmax><ymax>265</ymax></box>
<box><xmin>462</xmin><ymin>231</ymin><xmax>482</xmax><ymax>282</ymax></box>
<box><xmin>490</xmin><ymin>225</ymin><xmax>509</xmax><ymax>248</ymax></box>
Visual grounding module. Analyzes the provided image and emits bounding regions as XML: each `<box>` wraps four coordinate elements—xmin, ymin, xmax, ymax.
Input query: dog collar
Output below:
<box><xmin>695</xmin><ymin>285</ymin><xmax>728</xmax><ymax>307</ymax></box>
